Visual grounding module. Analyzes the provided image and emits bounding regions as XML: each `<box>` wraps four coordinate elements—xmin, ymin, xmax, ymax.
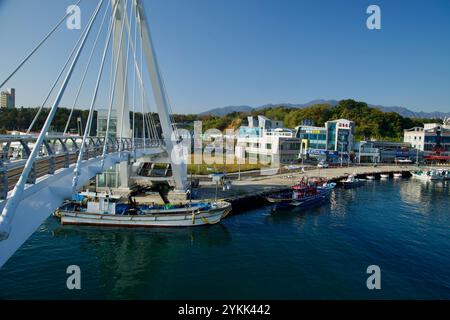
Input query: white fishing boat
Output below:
<box><xmin>341</xmin><ymin>174</ymin><xmax>365</xmax><ymax>188</ymax></box>
<box><xmin>380</xmin><ymin>174</ymin><xmax>390</xmax><ymax>179</ymax></box>
<box><xmin>411</xmin><ymin>169</ymin><xmax>444</xmax><ymax>181</ymax></box>
<box><xmin>55</xmin><ymin>192</ymin><xmax>232</xmax><ymax>227</ymax></box>
<box><xmin>393</xmin><ymin>173</ymin><xmax>403</xmax><ymax>179</ymax></box>
<box><xmin>437</xmin><ymin>169</ymin><xmax>450</xmax><ymax>180</ymax></box>
<box><xmin>366</xmin><ymin>175</ymin><xmax>376</xmax><ymax>180</ymax></box>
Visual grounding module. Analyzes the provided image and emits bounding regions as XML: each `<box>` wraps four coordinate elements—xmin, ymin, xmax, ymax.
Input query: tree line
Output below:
<box><xmin>0</xmin><ymin>100</ymin><xmax>440</xmax><ymax>141</ymax></box>
<box><xmin>0</xmin><ymin>107</ymin><xmax>161</xmax><ymax>137</ymax></box>
<box><xmin>173</xmin><ymin>99</ymin><xmax>439</xmax><ymax>141</ymax></box>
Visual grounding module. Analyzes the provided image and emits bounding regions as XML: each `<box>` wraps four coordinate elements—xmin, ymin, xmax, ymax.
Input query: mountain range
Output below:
<box><xmin>199</xmin><ymin>99</ymin><xmax>450</xmax><ymax>119</ymax></box>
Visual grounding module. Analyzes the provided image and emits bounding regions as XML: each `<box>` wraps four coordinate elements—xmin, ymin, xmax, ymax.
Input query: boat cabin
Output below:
<box><xmin>78</xmin><ymin>192</ymin><xmax>122</xmax><ymax>215</ymax></box>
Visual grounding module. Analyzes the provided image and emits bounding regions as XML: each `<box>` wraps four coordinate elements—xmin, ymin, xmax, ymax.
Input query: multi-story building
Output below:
<box><xmin>295</xmin><ymin>125</ymin><xmax>327</xmax><ymax>152</ymax></box>
<box><xmin>236</xmin><ymin>116</ymin><xmax>301</xmax><ymax>164</ymax></box>
<box><xmin>403</xmin><ymin>127</ymin><xmax>425</xmax><ymax>150</ymax></box>
<box><xmin>404</xmin><ymin>122</ymin><xmax>450</xmax><ymax>162</ymax></box>
<box><xmin>294</xmin><ymin>119</ymin><xmax>355</xmax><ymax>162</ymax></box>
<box><xmin>0</xmin><ymin>88</ymin><xmax>15</xmax><ymax>109</ymax></box>
<box><xmin>325</xmin><ymin>119</ymin><xmax>355</xmax><ymax>153</ymax></box>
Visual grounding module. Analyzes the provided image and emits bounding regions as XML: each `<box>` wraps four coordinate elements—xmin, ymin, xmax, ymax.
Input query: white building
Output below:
<box><xmin>247</xmin><ymin>115</ymin><xmax>284</xmax><ymax>130</ymax></box>
<box><xmin>404</xmin><ymin>121</ymin><xmax>450</xmax><ymax>162</ymax></box>
<box><xmin>236</xmin><ymin>116</ymin><xmax>301</xmax><ymax>164</ymax></box>
<box><xmin>403</xmin><ymin>127</ymin><xmax>425</xmax><ymax>150</ymax></box>
<box><xmin>0</xmin><ymin>88</ymin><xmax>15</xmax><ymax>109</ymax></box>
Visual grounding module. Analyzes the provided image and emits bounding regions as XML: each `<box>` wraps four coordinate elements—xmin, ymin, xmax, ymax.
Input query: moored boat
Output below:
<box><xmin>366</xmin><ymin>175</ymin><xmax>376</xmax><ymax>180</ymax></box>
<box><xmin>266</xmin><ymin>178</ymin><xmax>335</xmax><ymax>210</ymax></box>
<box><xmin>393</xmin><ymin>173</ymin><xmax>403</xmax><ymax>179</ymax></box>
<box><xmin>437</xmin><ymin>169</ymin><xmax>450</xmax><ymax>180</ymax></box>
<box><xmin>341</xmin><ymin>174</ymin><xmax>365</xmax><ymax>188</ymax></box>
<box><xmin>411</xmin><ymin>169</ymin><xmax>444</xmax><ymax>181</ymax></box>
<box><xmin>55</xmin><ymin>192</ymin><xmax>232</xmax><ymax>227</ymax></box>
<box><xmin>380</xmin><ymin>174</ymin><xmax>390</xmax><ymax>179</ymax></box>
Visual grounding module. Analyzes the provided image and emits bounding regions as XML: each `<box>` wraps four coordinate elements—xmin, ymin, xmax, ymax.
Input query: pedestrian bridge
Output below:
<box><xmin>0</xmin><ymin>0</ymin><xmax>187</xmax><ymax>268</ymax></box>
<box><xmin>0</xmin><ymin>135</ymin><xmax>166</xmax><ymax>267</ymax></box>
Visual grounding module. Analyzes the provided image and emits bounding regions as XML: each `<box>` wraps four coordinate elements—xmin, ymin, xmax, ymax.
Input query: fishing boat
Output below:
<box><xmin>266</xmin><ymin>178</ymin><xmax>335</xmax><ymax>210</ymax></box>
<box><xmin>340</xmin><ymin>174</ymin><xmax>365</xmax><ymax>188</ymax></box>
<box><xmin>393</xmin><ymin>173</ymin><xmax>403</xmax><ymax>179</ymax></box>
<box><xmin>380</xmin><ymin>174</ymin><xmax>390</xmax><ymax>179</ymax></box>
<box><xmin>366</xmin><ymin>175</ymin><xmax>376</xmax><ymax>180</ymax></box>
<box><xmin>55</xmin><ymin>192</ymin><xmax>232</xmax><ymax>227</ymax></box>
<box><xmin>411</xmin><ymin>169</ymin><xmax>444</xmax><ymax>181</ymax></box>
<box><xmin>437</xmin><ymin>169</ymin><xmax>450</xmax><ymax>180</ymax></box>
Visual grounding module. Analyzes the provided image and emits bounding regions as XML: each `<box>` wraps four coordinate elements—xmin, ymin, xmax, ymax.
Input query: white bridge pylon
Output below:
<box><xmin>0</xmin><ymin>0</ymin><xmax>187</xmax><ymax>268</ymax></box>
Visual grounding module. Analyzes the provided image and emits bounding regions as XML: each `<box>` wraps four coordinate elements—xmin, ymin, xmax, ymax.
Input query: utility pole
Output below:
<box><xmin>416</xmin><ymin>148</ymin><xmax>419</xmax><ymax>165</ymax></box>
<box><xmin>77</xmin><ymin>117</ymin><xmax>83</xmax><ymax>136</ymax></box>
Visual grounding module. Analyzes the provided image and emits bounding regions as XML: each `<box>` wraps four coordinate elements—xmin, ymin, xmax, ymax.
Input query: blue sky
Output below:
<box><xmin>0</xmin><ymin>0</ymin><xmax>449</xmax><ymax>114</ymax></box>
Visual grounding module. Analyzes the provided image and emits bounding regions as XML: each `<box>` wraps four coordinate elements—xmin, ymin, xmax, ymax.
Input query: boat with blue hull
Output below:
<box><xmin>266</xmin><ymin>178</ymin><xmax>335</xmax><ymax>211</ymax></box>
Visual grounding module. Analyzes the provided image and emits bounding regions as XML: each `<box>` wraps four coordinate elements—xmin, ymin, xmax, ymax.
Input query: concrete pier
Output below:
<box><xmin>194</xmin><ymin>164</ymin><xmax>421</xmax><ymax>212</ymax></box>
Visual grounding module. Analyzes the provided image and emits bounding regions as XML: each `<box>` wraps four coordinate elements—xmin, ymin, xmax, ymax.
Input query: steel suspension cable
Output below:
<box><xmin>27</xmin><ymin>4</ymin><xmax>92</xmax><ymax>134</ymax></box>
<box><xmin>63</xmin><ymin>0</ymin><xmax>112</xmax><ymax>135</ymax></box>
<box><xmin>118</xmin><ymin>0</ymin><xmax>133</xmax><ymax>152</ymax></box>
<box><xmin>131</xmin><ymin>1</ymin><xmax>138</xmax><ymax>152</ymax></box>
<box><xmin>72</xmin><ymin>1</ymin><xmax>118</xmax><ymax>191</ymax></box>
<box><xmin>123</xmin><ymin>8</ymin><xmax>160</xmax><ymax>143</ymax></box>
<box><xmin>0</xmin><ymin>0</ymin><xmax>104</xmax><ymax>240</ymax></box>
<box><xmin>0</xmin><ymin>0</ymin><xmax>83</xmax><ymax>90</ymax></box>
<box><xmin>101</xmin><ymin>0</ymin><xmax>129</xmax><ymax>165</ymax></box>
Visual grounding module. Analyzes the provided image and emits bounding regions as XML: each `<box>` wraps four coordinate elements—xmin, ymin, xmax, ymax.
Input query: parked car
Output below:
<box><xmin>317</xmin><ymin>161</ymin><xmax>329</xmax><ymax>168</ymax></box>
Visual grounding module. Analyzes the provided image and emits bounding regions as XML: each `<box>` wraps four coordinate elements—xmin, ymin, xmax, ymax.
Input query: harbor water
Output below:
<box><xmin>1</xmin><ymin>178</ymin><xmax>449</xmax><ymax>299</ymax></box>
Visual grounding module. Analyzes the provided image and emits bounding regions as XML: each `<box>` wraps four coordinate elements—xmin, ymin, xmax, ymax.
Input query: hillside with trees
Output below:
<box><xmin>178</xmin><ymin>99</ymin><xmax>438</xmax><ymax>141</ymax></box>
<box><xmin>0</xmin><ymin>100</ymin><xmax>440</xmax><ymax>141</ymax></box>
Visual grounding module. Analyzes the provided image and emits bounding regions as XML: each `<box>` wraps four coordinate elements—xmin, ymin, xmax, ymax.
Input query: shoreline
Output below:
<box><xmin>190</xmin><ymin>164</ymin><xmax>446</xmax><ymax>213</ymax></box>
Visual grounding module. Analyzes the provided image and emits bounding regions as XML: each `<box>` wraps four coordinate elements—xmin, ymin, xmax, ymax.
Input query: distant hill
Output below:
<box><xmin>199</xmin><ymin>99</ymin><xmax>449</xmax><ymax>119</ymax></box>
<box><xmin>369</xmin><ymin>104</ymin><xmax>450</xmax><ymax>119</ymax></box>
<box><xmin>199</xmin><ymin>105</ymin><xmax>253</xmax><ymax>116</ymax></box>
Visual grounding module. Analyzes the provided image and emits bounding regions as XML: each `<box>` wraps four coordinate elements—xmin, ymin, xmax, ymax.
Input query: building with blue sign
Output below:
<box><xmin>325</xmin><ymin>119</ymin><xmax>355</xmax><ymax>153</ymax></box>
<box><xmin>295</xmin><ymin>119</ymin><xmax>355</xmax><ymax>162</ymax></box>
